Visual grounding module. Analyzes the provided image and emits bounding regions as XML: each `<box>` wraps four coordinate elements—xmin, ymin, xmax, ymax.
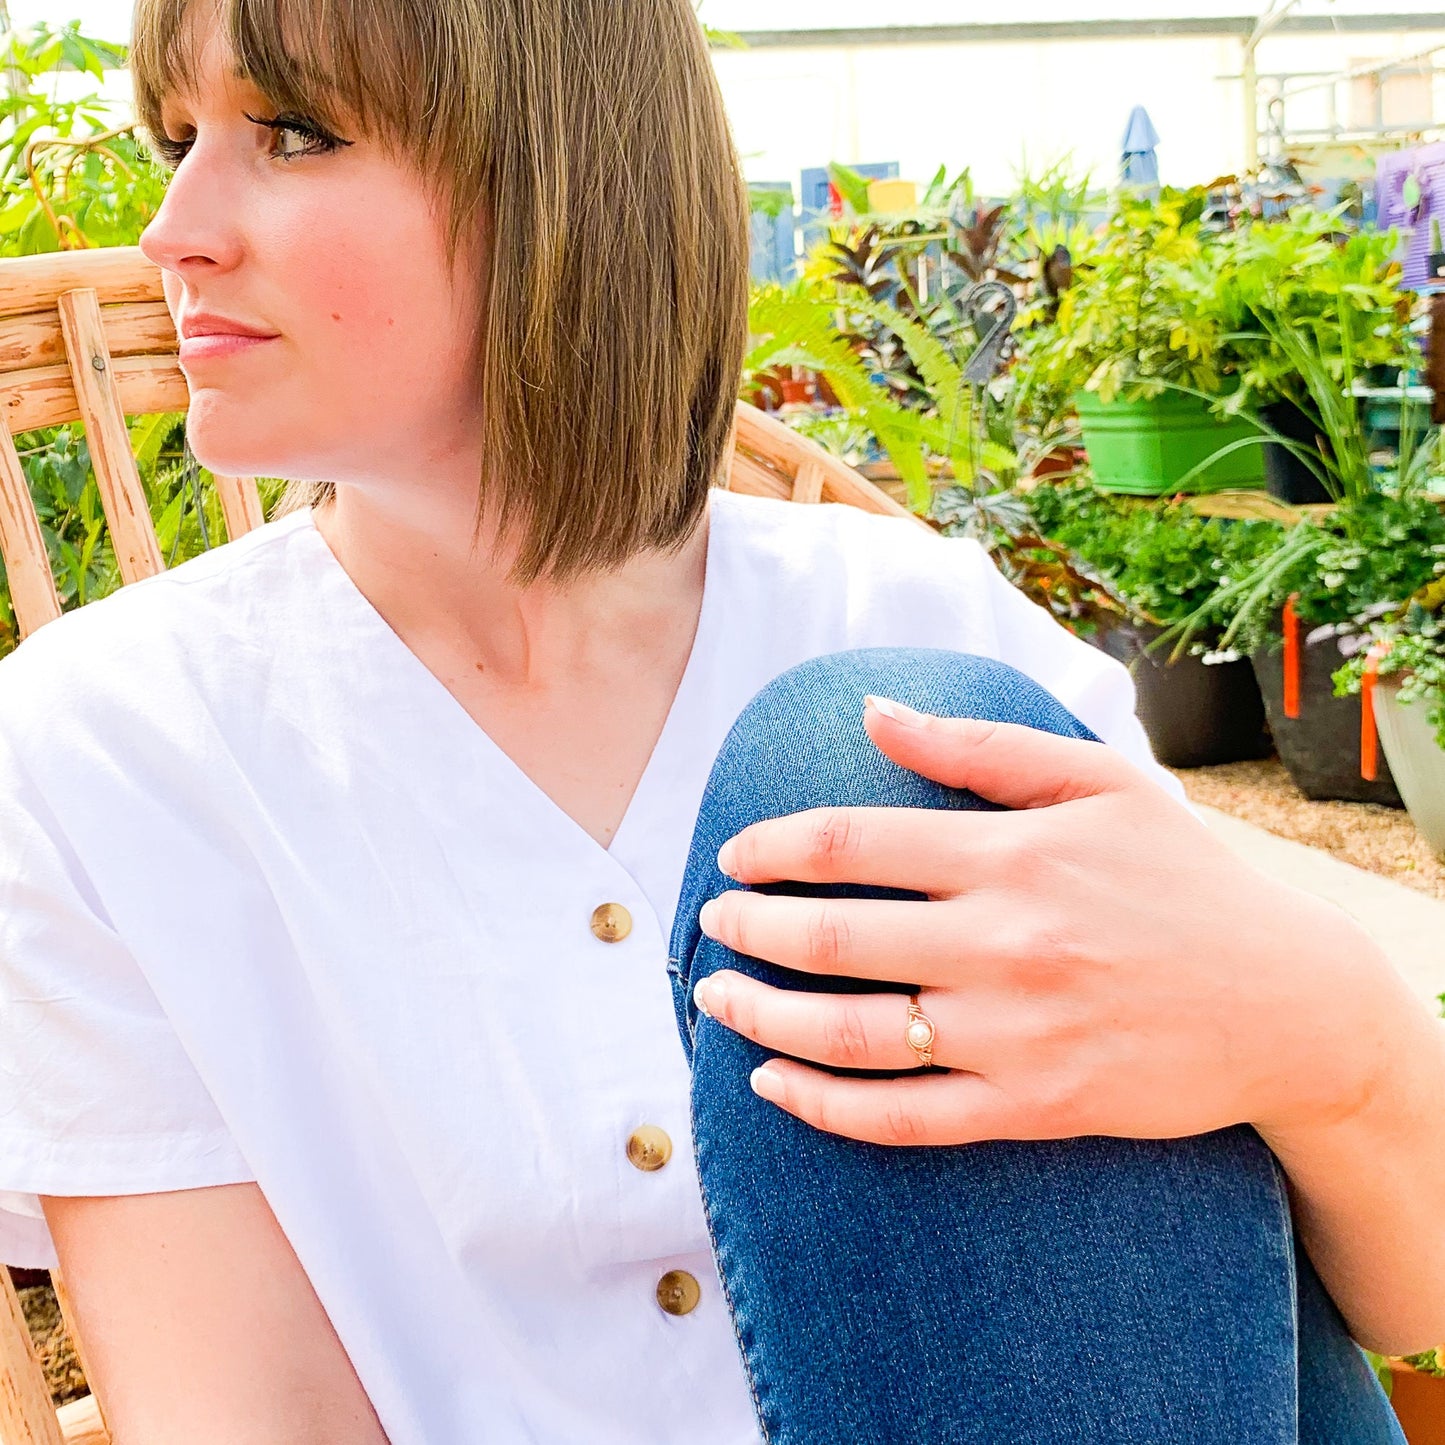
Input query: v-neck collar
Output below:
<box><xmin>286</xmin><ymin>492</ymin><xmax>725</xmax><ymax>882</ymax></box>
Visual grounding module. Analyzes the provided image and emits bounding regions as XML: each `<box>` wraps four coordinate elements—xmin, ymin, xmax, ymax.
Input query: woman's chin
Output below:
<box><xmin>182</xmin><ymin>416</ymin><xmax>294</xmax><ymax>481</ymax></box>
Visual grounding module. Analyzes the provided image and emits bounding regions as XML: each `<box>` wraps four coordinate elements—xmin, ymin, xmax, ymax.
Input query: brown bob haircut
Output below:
<box><xmin>129</xmin><ymin>0</ymin><xmax>751</xmax><ymax>583</ymax></box>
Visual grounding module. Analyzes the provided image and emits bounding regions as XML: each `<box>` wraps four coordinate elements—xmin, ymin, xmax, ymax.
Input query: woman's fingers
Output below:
<box><xmin>694</xmin><ymin>970</ymin><xmax>1057</xmax><ymax>1079</ymax></box>
<box><xmin>745</xmin><ymin>1060</ymin><xmax>1034</xmax><ymax>1148</ymax></box>
<box><xmin>698</xmin><ymin>890</ymin><xmax>950</xmax><ymax>985</ymax></box>
<box><xmin>696</xmin><ymin>975</ymin><xmax>930</xmax><ymax>1071</ymax></box>
<box><xmin>718</xmin><ymin>805</ymin><xmax>1010</xmax><ymax>893</ymax></box>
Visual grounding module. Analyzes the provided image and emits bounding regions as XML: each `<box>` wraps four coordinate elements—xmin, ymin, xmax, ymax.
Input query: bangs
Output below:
<box><xmin>130</xmin><ymin>0</ymin><xmax>485</xmax><ymax>260</ymax></box>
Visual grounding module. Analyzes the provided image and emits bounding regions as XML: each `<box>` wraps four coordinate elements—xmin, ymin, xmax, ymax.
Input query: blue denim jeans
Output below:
<box><xmin>667</xmin><ymin>649</ymin><xmax>1404</xmax><ymax>1445</ymax></box>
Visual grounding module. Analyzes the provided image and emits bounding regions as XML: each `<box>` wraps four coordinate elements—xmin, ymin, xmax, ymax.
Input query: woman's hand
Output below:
<box><xmin>692</xmin><ymin>695</ymin><xmax>1408</xmax><ymax>1149</ymax></box>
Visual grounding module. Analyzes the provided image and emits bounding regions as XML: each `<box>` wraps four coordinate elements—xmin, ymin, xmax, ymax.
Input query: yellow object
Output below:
<box><xmin>867</xmin><ymin>178</ymin><xmax>917</xmax><ymax>213</ymax></box>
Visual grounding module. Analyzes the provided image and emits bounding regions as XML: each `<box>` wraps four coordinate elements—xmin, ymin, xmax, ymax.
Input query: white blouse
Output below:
<box><xmin>0</xmin><ymin>487</ymin><xmax>1183</xmax><ymax>1444</ymax></box>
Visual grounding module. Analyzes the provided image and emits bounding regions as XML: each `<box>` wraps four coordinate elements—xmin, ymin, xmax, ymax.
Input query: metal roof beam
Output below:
<box><xmin>724</xmin><ymin>16</ymin><xmax>1445</xmax><ymax>47</ymax></box>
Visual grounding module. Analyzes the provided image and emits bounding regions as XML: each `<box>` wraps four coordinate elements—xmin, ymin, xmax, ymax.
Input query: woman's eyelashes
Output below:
<box><xmin>146</xmin><ymin>112</ymin><xmax>351</xmax><ymax>171</ymax></box>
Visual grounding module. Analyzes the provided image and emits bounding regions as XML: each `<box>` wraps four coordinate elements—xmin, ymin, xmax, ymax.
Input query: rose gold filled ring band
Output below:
<box><xmin>904</xmin><ymin>994</ymin><xmax>936</xmax><ymax>1069</ymax></box>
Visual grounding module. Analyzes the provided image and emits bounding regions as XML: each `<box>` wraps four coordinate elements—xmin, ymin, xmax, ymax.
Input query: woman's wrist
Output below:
<box><xmin>1251</xmin><ymin>902</ymin><xmax>1438</xmax><ymax>1153</ymax></box>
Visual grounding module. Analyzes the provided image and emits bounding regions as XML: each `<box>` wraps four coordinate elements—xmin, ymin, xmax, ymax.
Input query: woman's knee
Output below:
<box><xmin>667</xmin><ymin>648</ymin><xmax>1101</xmax><ymax>1057</ymax></box>
<box><xmin>700</xmin><ymin>647</ymin><xmax>1099</xmax><ymax>829</ymax></box>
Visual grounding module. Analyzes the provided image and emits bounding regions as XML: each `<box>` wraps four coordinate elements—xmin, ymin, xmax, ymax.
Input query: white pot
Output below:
<box><xmin>1373</xmin><ymin>676</ymin><xmax>1445</xmax><ymax>859</ymax></box>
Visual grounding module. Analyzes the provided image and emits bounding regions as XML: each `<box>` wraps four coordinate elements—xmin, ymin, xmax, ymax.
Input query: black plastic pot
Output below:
<box><xmin>1094</xmin><ymin>621</ymin><xmax>1272</xmax><ymax>768</ymax></box>
<box><xmin>1259</xmin><ymin>400</ymin><xmax>1333</xmax><ymax>505</ymax></box>
<box><xmin>1250</xmin><ymin>639</ymin><xmax>1404</xmax><ymax>806</ymax></box>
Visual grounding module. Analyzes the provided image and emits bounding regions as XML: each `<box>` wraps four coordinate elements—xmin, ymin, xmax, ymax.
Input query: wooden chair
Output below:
<box><xmin>0</xmin><ymin>244</ymin><xmax>914</xmax><ymax>1442</ymax></box>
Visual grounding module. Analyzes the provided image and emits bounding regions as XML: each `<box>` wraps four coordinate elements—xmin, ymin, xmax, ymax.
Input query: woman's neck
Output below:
<box><xmin>309</xmin><ymin>482</ymin><xmax>711</xmax><ymax>692</ymax></box>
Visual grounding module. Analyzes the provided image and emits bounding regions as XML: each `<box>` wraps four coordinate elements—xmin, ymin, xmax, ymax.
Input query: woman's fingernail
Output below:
<box><xmin>717</xmin><ymin>839</ymin><xmax>738</xmax><ymax>877</ymax></box>
<box><xmin>698</xmin><ymin>898</ymin><xmax>722</xmax><ymax>936</ymax></box>
<box><xmin>693</xmin><ymin>978</ymin><xmax>715</xmax><ymax>1017</ymax></box>
<box><xmin>865</xmin><ymin>695</ymin><xmax>928</xmax><ymax>727</ymax></box>
<box><xmin>750</xmin><ymin>1065</ymin><xmax>782</xmax><ymax>1101</ymax></box>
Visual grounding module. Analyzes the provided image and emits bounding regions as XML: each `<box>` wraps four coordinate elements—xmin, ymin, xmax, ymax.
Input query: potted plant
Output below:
<box><xmin>1164</xmin><ymin>483</ymin><xmax>1445</xmax><ymax>803</ymax></box>
<box><xmin>1385</xmin><ymin>1351</ymin><xmax>1445</xmax><ymax>1441</ymax></box>
<box><xmin>1164</xmin><ymin>311</ymin><xmax>1445</xmax><ymax>804</ymax></box>
<box><xmin>1216</xmin><ymin>210</ymin><xmax>1414</xmax><ymax>504</ymax></box>
<box><xmin>1331</xmin><ymin>580</ymin><xmax>1445</xmax><ymax>856</ymax></box>
<box><xmin>1027</xmin><ymin>188</ymin><xmax>1268</xmax><ymax>496</ymax></box>
<box><xmin>1024</xmin><ymin>477</ymin><xmax>1277</xmax><ymax>767</ymax></box>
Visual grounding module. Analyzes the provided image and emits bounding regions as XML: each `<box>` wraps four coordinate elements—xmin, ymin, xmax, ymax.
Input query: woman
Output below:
<box><xmin>0</xmin><ymin>0</ymin><xmax>1440</xmax><ymax>1440</ymax></box>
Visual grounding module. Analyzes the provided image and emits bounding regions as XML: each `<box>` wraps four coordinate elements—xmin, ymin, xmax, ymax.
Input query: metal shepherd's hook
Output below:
<box><xmin>954</xmin><ymin>280</ymin><xmax>1018</xmax><ymax>491</ymax></box>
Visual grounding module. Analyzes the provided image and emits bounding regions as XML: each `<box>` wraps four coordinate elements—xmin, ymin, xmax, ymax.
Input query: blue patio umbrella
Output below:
<box><xmin>1121</xmin><ymin>105</ymin><xmax>1161</xmax><ymax>194</ymax></box>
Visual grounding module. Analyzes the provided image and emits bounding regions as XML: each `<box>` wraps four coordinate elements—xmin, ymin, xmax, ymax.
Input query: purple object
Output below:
<box><xmin>1376</xmin><ymin>142</ymin><xmax>1445</xmax><ymax>288</ymax></box>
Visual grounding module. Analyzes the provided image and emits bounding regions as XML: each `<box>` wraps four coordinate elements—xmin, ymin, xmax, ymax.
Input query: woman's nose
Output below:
<box><xmin>137</xmin><ymin>142</ymin><xmax>246</xmax><ymax>276</ymax></box>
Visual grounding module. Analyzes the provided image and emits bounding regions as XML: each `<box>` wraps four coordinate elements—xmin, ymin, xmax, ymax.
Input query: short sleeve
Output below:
<box><xmin>0</xmin><ymin>727</ymin><xmax>254</xmax><ymax>1269</ymax></box>
<box><xmin>957</xmin><ymin>537</ymin><xmax>1190</xmax><ymax>809</ymax></box>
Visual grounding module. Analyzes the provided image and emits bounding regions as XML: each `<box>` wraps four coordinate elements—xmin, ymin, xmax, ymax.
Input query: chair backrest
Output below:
<box><xmin>0</xmin><ymin>244</ymin><xmax>917</xmax><ymax>1444</ymax></box>
<box><xmin>0</xmin><ymin>247</ymin><xmax>265</xmax><ymax>647</ymax></box>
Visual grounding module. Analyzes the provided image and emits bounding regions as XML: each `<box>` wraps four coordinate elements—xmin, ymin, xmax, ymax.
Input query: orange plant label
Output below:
<box><xmin>1361</xmin><ymin>652</ymin><xmax>1380</xmax><ymax>782</ymax></box>
<box><xmin>1282</xmin><ymin>594</ymin><xmax>1302</xmax><ymax>720</ymax></box>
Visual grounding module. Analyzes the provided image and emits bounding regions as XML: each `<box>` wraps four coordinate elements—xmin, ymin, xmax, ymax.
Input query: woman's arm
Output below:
<box><xmin>42</xmin><ymin>1183</ymin><xmax>389</xmax><ymax>1445</ymax></box>
<box><xmin>692</xmin><ymin>700</ymin><xmax>1445</xmax><ymax>1355</ymax></box>
<box><xmin>1258</xmin><ymin>996</ymin><xmax>1445</xmax><ymax>1357</ymax></box>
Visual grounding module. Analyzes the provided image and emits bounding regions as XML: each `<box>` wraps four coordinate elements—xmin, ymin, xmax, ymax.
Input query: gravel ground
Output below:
<box><xmin>1170</xmin><ymin>758</ymin><xmax>1445</xmax><ymax>902</ymax></box>
<box><xmin>18</xmin><ymin>1279</ymin><xmax>88</xmax><ymax>1406</ymax></box>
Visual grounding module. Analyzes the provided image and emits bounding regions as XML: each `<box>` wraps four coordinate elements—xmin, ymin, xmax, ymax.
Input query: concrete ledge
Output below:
<box><xmin>1200</xmin><ymin>804</ymin><xmax>1445</xmax><ymax>1006</ymax></box>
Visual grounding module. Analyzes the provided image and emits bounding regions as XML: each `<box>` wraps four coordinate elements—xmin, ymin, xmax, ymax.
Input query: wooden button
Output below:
<box><xmin>590</xmin><ymin>903</ymin><xmax>632</xmax><ymax>943</ymax></box>
<box><xmin>656</xmin><ymin>1270</ymin><xmax>701</xmax><ymax>1316</ymax></box>
<box><xmin>626</xmin><ymin>1126</ymin><xmax>673</xmax><ymax>1173</ymax></box>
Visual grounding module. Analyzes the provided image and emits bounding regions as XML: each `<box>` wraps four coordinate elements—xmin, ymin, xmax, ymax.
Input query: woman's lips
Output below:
<box><xmin>179</xmin><ymin>333</ymin><xmax>279</xmax><ymax>362</ymax></box>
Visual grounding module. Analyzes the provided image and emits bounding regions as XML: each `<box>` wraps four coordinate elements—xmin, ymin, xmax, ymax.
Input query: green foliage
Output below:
<box><xmin>0</xmin><ymin>416</ymin><xmax>292</xmax><ymax>659</ymax></box>
<box><xmin>1027</xmin><ymin>188</ymin><xmax>1249</xmax><ymax>404</ymax></box>
<box><xmin>1176</xmin><ymin>491</ymin><xmax>1445</xmax><ymax>660</ymax></box>
<box><xmin>1401</xmin><ymin>1347</ymin><xmax>1444</xmax><ymax>1378</ymax></box>
<box><xmin>1362</xmin><ymin>1350</ymin><xmax>1394</xmax><ymax>1397</ymax></box>
<box><xmin>1218</xmin><ymin>209</ymin><xmax>1411</xmax><ymax>414</ymax></box>
<box><xmin>0</xmin><ymin>20</ymin><xmax>168</xmax><ymax>253</ymax></box>
<box><xmin>1011</xmin><ymin>158</ymin><xmax>1102</xmax><ymax>266</ymax></box>
<box><xmin>744</xmin><ymin>279</ymin><xmax>1016</xmax><ymax>510</ymax></box>
<box><xmin>1024</xmin><ymin>191</ymin><xmax>1417</xmax><ymax>463</ymax></box>
<box><xmin>1333</xmin><ymin>579</ymin><xmax>1445</xmax><ymax>750</ymax></box>
<box><xmin>1026</xmin><ymin>478</ymin><xmax>1282</xmax><ymax>628</ymax></box>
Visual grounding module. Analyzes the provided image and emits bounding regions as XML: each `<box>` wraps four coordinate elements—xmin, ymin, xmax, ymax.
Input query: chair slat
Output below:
<box><xmin>57</xmin><ymin>1393</ymin><xmax>107</xmax><ymax>1445</ymax></box>
<box><xmin>48</xmin><ymin>1273</ymin><xmax>106</xmax><ymax>1442</ymax></box>
<box><xmin>728</xmin><ymin>401</ymin><xmax>924</xmax><ymax>527</ymax></box>
<box><xmin>1</xmin><ymin>356</ymin><xmax>189</xmax><ymax>437</ymax></box>
<box><xmin>726</xmin><ymin>446</ymin><xmax>792</xmax><ymax>502</ymax></box>
<box><xmin>791</xmin><ymin>459</ymin><xmax>826</xmax><ymax>504</ymax></box>
<box><xmin>1</xmin><ymin>1270</ymin><xmax>67</xmax><ymax>1445</ymax></box>
<box><xmin>0</xmin><ymin>250</ymin><xmax>163</xmax><ymax>318</ymax></box>
<box><xmin>56</xmin><ymin>289</ymin><xmax>164</xmax><ymax>585</ymax></box>
<box><xmin>215</xmin><ymin>474</ymin><xmax>265</xmax><ymax>541</ymax></box>
<box><xmin>0</xmin><ymin>301</ymin><xmax>181</xmax><ymax>375</ymax></box>
<box><xmin>0</xmin><ymin>428</ymin><xmax>62</xmax><ymax>636</ymax></box>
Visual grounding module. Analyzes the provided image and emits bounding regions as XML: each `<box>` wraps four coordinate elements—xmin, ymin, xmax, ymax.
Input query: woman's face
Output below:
<box><xmin>137</xmin><ymin>13</ymin><xmax>486</xmax><ymax>491</ymax></box>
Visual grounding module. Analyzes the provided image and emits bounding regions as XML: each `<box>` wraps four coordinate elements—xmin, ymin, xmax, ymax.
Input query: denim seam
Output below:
<box><xmin>691</xmin><ymin>1066</ymin><xmax>772</xmax><ymax>1443</ymax></box>
<box><xmin>1271</xmin><ymin>1150</ymin><xmax>1302</xmax><ymax>1442</ymax></box>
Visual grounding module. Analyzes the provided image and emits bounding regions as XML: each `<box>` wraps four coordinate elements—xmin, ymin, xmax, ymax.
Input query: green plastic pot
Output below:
<box><xmin>1373</xmin><ymin>676</ymin><xmax>1445</xmax><ymax>859</ymax></box>
<box><xmin>1074</xmin><ymin>391</ymin><xmax>1267</xmax><ymax>496</ymax></box>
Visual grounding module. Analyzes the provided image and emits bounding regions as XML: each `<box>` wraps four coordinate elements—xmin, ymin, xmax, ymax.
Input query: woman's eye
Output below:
<box><xmin>145</xmin><ymin>113</ymin><xmax>347</xmax><ymax>171</ymax></box>
<box><xmin>243</xmin><ymin>112</ymin><xmax>347</xmax><ymax>162</ymax></box>
<box><xmin>146</xmin><ymin>132</ymin><xmax>193</xmax><ymax>169</ymax></box>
